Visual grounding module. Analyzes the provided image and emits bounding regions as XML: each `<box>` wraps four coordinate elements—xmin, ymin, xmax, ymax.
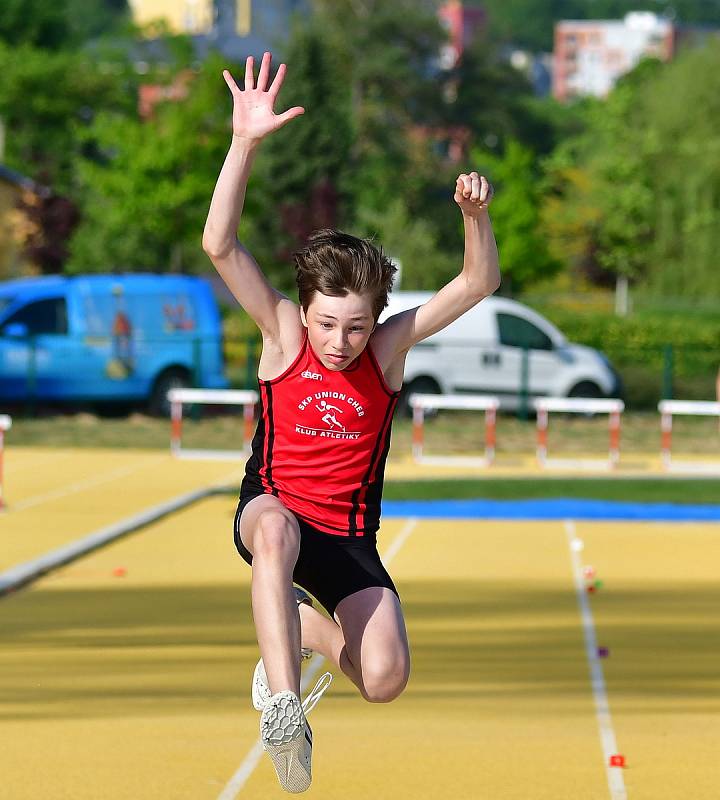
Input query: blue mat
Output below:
<box><xmin>382</xmin><ymin>498</ymin><xmax>720</xmax><ymax>522</ymax></box>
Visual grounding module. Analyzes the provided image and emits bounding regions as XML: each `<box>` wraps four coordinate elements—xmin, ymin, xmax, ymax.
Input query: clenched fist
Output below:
<box><xmin>454</xmin><ymin>172</ymin><xmax>493</xmax><ymax>217</ymax></box>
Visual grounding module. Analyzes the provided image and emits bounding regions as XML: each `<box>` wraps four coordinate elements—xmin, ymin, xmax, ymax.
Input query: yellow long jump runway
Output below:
<box><xmin>569</xmin><ymin>520</ymin><xmax>720</xmax><ymax>799</ymax></box>
<box><xmin>0</xmin><ymin>446</ymin><xmax>245</xmax><ymax>571</ymax></box>
<box><xmin>1</xmin><ymin>499</ymin><xmax>719</xmax><ymax>798</ymax></box>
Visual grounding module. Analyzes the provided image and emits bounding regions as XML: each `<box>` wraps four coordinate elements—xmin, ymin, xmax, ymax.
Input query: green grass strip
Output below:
<box><xmin>383</xmin><ymin>478</ymin><xmax>720</xmax><ymax>505</ymax></box>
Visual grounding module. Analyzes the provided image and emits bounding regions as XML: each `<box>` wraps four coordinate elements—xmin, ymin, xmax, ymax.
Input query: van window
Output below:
<box><xmin>2</xmin><ymin>297</ymin><xmax>68</xmax><ymax>335</ymax></box>
<box><xmin>497</xmin><ymin>313</ymin><xmax>553</xmax><ymax>351</ymax></box>
<box><xmin>0</xmin><ymin>297</ymin><xmax>14</xmax><ymax>315</ymax></box>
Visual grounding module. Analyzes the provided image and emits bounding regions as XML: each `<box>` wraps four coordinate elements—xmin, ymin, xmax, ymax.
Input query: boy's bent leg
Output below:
<box><xmin>239</xmin><ymin>495</ymin><xmax>303</xmax><ymax>697</ymax></box>
<box><xmin>297</xmin><ymin>602</ymin><xmax>367</xmax><ymax>693</ymax></box>
<box><xmin>334</xmin><ymin>587</ymin><xmax>411</xmax><ymax>703</ymax></box>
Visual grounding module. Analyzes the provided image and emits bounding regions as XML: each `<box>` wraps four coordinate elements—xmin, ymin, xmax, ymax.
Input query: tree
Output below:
<box><xmin>448</xmin><ymin>38</ymin><xmax>548</xmax><ymax>153</ymax></box>
<box><xmin>473</xmin><ymin>139</ymin><xmax>559</xmax><ymax>292</ymax></box>
<box><xmin>354</xmin><ymin>198</ymin><xmax>458</xmax><ymax>291</ymax></box>
<box><xmin>67</xmin><ymin>53</ymin><xmax>234</xmax><ymax>273</ymax></box>
<box><xmin>311</xmin><ymin>0</ymin><xmax>447</xmax><ymax>212</ymax></box>
<box><xmin>543</xmin><ymin>45</ymin><xmax>720</xmax><ymax>300</ymax></box>
<box><xmin>480</xmin><ymin>0</ymin><xmax>720</xmax><ymax>53</ymax></box>
<box><xmin>242</xmin><ymin>22</ymin><xmax>355</xmax><ymax>284</ymax></box>
<box><xmin>0</xmin><ymin>0</ymin><xmax>129</xmax><ymax>51</ymax></box>
<box><xmin>0</xmin><ymin>43</ymin><xmax>138</xmax><ymax>194</ymax></box>
<box><xmin>0</xmin><ymin>42</ymin><xmax>139</xmax><ymax>272</ymax></box>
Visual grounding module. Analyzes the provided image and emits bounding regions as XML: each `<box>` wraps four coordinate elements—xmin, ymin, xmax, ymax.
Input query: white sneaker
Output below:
<box><xmin>260</xmin><ymin>690</ymin><xmax>312</xmax><ymax>793</ymax></box>
<box><xmin>260</xmin><ymin>674</ymin><xmax>332</xmax><ymax>794</ymax></box>
<box><xmin>251</xmin><ymin>587</ymin><xmax>314</xmax><ymax>712</ymax></box>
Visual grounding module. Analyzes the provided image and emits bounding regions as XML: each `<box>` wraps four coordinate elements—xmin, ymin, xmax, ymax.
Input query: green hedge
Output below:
<box><xmin>536</xmin><ymin>307</ymin><xmax>720</xmax><ymax>407</ymax></box>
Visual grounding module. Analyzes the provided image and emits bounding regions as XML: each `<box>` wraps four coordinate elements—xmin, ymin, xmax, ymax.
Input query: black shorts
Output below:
<box><xmin>233</xmin><ymin>493</ymin><xmax>399</xmax><ymax>618</ymax></box>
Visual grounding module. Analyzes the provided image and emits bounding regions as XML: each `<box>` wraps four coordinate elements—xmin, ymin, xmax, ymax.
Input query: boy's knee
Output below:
<box><xmin>362</xmin><ymin>656</ymin><xmax>410</xmax><ymax>703</ymax></box>
<box><xmin>253</xmin><ymin>510</ymin><xmax>300</xmax><ymax>560</ymax></box>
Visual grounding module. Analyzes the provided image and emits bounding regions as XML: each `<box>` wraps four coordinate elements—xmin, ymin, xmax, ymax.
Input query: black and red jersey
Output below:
<box><xmin>241</xmin><ymin>332</ymin><xmax>400</xmax><ymax>535</ymax></box>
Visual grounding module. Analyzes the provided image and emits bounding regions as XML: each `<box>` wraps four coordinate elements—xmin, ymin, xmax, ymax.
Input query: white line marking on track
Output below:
<box><xmin>217</xmin><ymin>516</ymin><xmax>419</xmax><ymax>800</ymax></box>
<box><xmin>564</xmin><ymin>519</ymin><xmax>628</xmax><ymax>800</ymax></box>
<box><xmin>9</xmin><ymin>454</ymin><xmax>167</xmax><ymax>512</ymax></box>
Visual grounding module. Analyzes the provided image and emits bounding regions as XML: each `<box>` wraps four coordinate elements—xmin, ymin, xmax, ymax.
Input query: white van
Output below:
<box><xmin>379</xmin><ymin>292</ymin><xmax>621</xmax><ymax>413</ymax></box>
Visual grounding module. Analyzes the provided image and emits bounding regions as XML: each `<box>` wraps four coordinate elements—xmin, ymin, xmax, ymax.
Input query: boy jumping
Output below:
<box><xmin>202</xmin><ymin>52</ymin><xmax>500</xmax><ymax>793</ymax></box>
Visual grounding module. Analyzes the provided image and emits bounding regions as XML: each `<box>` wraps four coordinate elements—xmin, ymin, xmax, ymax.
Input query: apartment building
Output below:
<box><xmin>553</xmin><ymin>12</ymin><xmax>676</xmax><ymax>101</ymax></box>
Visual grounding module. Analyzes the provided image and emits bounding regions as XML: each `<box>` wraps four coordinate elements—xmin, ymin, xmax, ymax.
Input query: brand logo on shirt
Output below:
<box><xmin>301</xmin><ymin>370</ymin><xmax>323</xmax><ymax>381</ymax></box>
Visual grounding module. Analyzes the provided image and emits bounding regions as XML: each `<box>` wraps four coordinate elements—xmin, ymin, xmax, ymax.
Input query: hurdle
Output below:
<box><xmin>409</xmin><ymin>393</ymin><xmax>499</xmax><ymax>467</ymax></box>
<box><xmin>0</xmin><ymin>414</ymin><xmax>11</xmax><ymax>509</ymax></box>
<box><xmin>659</xmin><ymin>400</ymin><xmax>720</xmax><ymax>473</ymax></box>
<box><xmin>534</xmin><ymin>397</ymin><xmax>624</xmax><ymax>470</ymax></box>
<box><xmin>168</xmin><ymin>388</ymin><xmax>258</xmax><ymax>460</ymax></box>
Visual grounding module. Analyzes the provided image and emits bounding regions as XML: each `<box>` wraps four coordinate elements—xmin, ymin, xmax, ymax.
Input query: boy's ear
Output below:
<box><xmin>300</xmin><ymin>306</ymin><xmax>308</xmax><ymax>327</ymax></box>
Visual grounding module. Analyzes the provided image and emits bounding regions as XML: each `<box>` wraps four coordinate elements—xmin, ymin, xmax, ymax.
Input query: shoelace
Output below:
<box><xmin>301</xmin><ymin>671</ymin><xmax>333</xmax><ymax>715</ymax></box>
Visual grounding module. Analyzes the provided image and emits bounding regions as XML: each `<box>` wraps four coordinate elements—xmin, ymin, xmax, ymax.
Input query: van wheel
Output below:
<box><xmin>567</xmin><ymin>381</ymin><xmax>604</xmax><ymax>399</ymax></box>
<box><xmin>149</xmin><ymin>368</ymin><xmax>191</xmax><ymax>417</ymax></box>
<box><xmin>398</xmin><ymin>377</ymin><xmax>442</xmax><ymax>418</ymax></box>
<box><xmin>567</xmin><ymin>381</ymin><xmax>604</xmax><ymax>418</ymax></box>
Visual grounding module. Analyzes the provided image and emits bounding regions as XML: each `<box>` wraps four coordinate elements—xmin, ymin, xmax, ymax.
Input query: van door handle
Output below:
<box><xmin>481</xmin><ymin>352</ymin><xmax>501</xmax><ymax>367</ymax></box>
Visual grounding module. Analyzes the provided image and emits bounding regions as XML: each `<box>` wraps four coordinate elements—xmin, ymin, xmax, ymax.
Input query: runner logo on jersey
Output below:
<box><xmin>295</xmin><ymin>390</ymin><xmax>365</xmax><ymax>440</ymax></box>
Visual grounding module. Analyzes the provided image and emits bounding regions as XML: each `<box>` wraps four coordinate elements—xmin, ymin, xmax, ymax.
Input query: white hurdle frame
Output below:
<box><xmin>168</xmin><ymin>388</ymin><xmax>258</xmax><ymax>461</ymax></box>
<box><xmin>534</xmin><ymin>397</ymin><xmax>624</xmax><ymax>471</ymax></box>
<box><xmin>409</xmin><ymin>393</ymin><xmax>499</xmax><ymax>467</ymax></box>
<box><xmin>0</xmin><ymin>414</ymin><xmax>11</xmax><ymax>509</ymax></box>
<box><xmin>658</xmin><ymin>400</ymin><xmax>720</xmax><ymax>474</ymax></box>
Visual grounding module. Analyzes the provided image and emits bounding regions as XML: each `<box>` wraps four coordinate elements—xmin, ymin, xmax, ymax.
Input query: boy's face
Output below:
<box><xmin>301</xmin><ymin>291</ymin><xmax>375</xmax><ymax>371</ymax></box>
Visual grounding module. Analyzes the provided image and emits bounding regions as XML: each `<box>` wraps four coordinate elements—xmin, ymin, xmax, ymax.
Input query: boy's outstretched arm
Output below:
<box><xmin>202</xmin><ymin>52</ymin><xmax>304</xmax><ymax>339</ymax></box>
<box><xmin>378</xmin><ymin>172</ymin><xmax>501</xmax><ymax>354</ymax></box>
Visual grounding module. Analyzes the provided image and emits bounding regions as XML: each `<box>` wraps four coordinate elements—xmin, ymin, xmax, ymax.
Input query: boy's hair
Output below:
<box><xmin>293</xmin><ymin>229</ymin><xmax>397</xmax><ymax>322</ymax></box>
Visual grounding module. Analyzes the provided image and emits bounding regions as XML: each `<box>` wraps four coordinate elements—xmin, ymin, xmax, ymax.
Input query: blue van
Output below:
<box><xmin>0</xmin><ymin>274</ymin><xmax>228</xmax><ymax>413</ymax></box>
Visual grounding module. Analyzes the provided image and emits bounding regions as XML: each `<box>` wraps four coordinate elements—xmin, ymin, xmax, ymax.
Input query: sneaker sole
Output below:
<box><xmin>261</xmin><ymin>694</ymin><xmax>312</xmax><ymax>793</ymax></box>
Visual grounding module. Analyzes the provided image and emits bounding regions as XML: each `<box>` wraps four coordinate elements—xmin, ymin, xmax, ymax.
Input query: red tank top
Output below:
<box><xmin>242</xmin><ymin>332</ymin><xmax>399</xmax><ymax>536</ymax></box>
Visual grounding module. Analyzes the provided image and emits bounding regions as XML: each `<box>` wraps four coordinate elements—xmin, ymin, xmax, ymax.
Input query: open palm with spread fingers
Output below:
<box><xmin>223</xmin><ymin>51</ymin><xmax>304</xmax><ymax>143</ymax></box>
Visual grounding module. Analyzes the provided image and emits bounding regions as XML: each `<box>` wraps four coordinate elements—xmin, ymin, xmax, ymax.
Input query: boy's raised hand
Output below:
<box><xmin>454</xmin><ymin>172</ymin><xmax>494</xmax><ymax>217</ymax></box>
<box><xmin>223</xmin><ymin>51</ymin><xmax>304</xmax><ymax>144</ymax></box>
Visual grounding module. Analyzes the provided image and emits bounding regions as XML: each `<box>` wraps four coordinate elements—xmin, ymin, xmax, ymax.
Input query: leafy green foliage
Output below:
<box><xmin>68</xmin><ymin>54</ymin><xmax>233</xmax><ymax>273</ymax></box>
<box><xmin>544</xmin><ymin>45</ymin><xmax>720</xmax><ymax>299</ymax></box>
<box><xmin>355</xmin><ymin>198</ymin><xmax>459</xmax><ymax>290</ymax></box>
<box><xmin>0</xmin><ymin>0</ymin><xmax>129</xmax><ymax>50</ymax></box>
<box><xmin>481</xmin><ymin>0</ymin><xmax>720</xmax><ymax>52</ymax></box>
<box><xmin>0</xmin><ymin>43</ymin><xmax>137</xmax><ymax>193</ymax></box>
<box><xmin>241</xmin><ymin>23</ymin><xmax>354</xmax><ymax>288</ymax></box>
<box><xmin>312</xmin><ymin>0</ymin><xmax>447</xmax><ymax>212</ymax></box>
<box><xmin>473</xmin><ymin>140</ymin><xmax>559</xmax><ymax>291</ymax></box>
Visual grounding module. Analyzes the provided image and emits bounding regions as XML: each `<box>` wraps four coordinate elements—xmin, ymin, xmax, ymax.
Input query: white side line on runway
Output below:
<box><xmin>0</xmin><ymin>486</ymin><xmax>213</xmax><ymax>595</ymax></box>
<box><xmin>10</xmin><ymin>455</ymin><xmax>167</xmax><ymax>512</ymax></box>
<box><xmin>217</xmin><ymin>516</ymin><xmax>419</xmax><ymax>800</ymax></box>
<box><xmin>564</xmin><ymin>519</ymin><xmax>627</xmax><ymax>800</ymax></box>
